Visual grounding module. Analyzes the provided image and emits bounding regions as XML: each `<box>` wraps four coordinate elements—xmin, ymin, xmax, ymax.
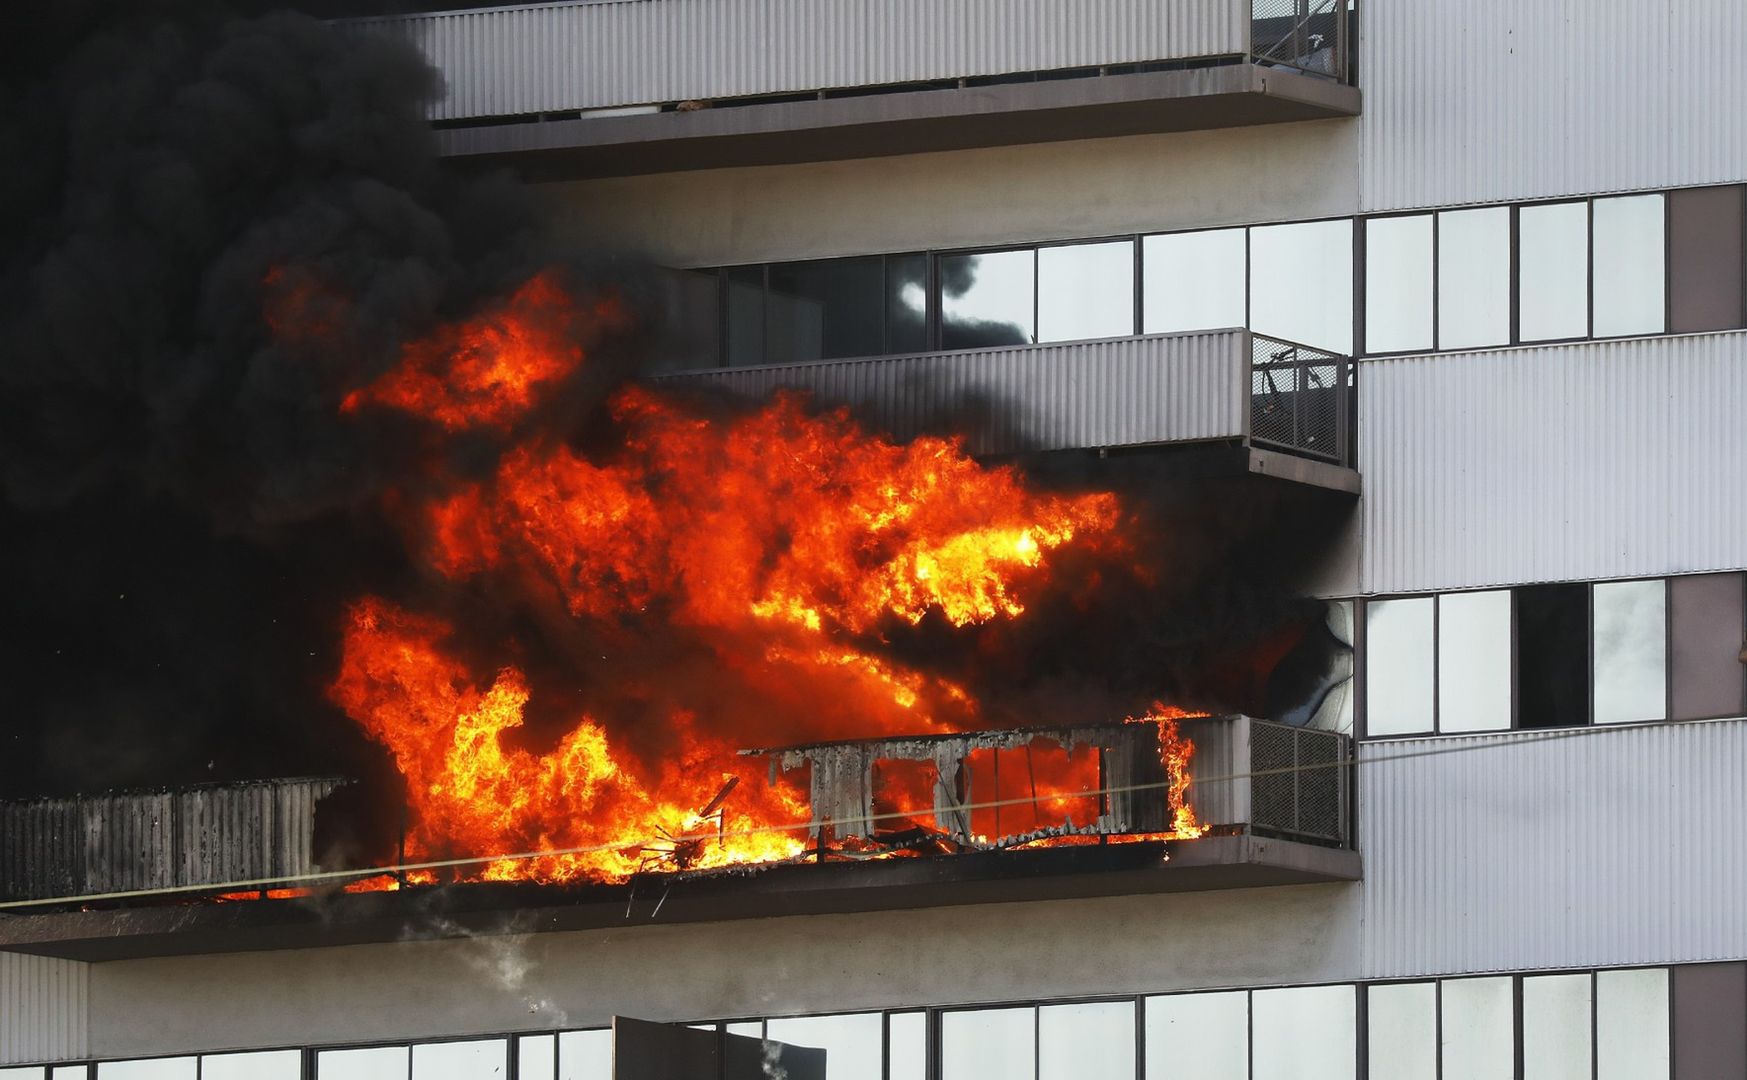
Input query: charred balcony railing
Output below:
<box><xmin>657</xmin><ymin>330</ymin><xmax>1358</xmax><ymax>476</ymax></box>
<box><xmin>0</xmin><ymin>777</ymin><xmax>346</xmax><ymax>905</ymax></box>
<box><xmin>1251</xmin><ymin>0</ymin><xmax>1352</xmax><ymax>83</ymax></box>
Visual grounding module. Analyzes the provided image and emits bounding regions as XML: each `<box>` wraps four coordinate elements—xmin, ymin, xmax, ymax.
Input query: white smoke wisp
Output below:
<box><xmin>411</xmin><ymin>917</ymin><xmax>571</xmax><ymax>1027</ymax></box>
<box><xmin>761</xmin><ymin>1040</ymin><xmax>789</xmax><ymax>1080</ymax></box>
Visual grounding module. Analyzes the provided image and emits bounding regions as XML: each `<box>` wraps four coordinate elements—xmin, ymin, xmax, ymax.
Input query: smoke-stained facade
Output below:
<box><xmin>3</xmin><ymin>0</ymin><xmax>1746</xmax><ymax>1076</ymax></box>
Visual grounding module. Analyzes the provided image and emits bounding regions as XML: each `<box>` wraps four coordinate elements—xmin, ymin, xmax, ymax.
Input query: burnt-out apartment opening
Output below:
<box><xmin>6</xmin><ymin>0</ymin><xmax>1746</xmax><ymax>1077</ymax></box>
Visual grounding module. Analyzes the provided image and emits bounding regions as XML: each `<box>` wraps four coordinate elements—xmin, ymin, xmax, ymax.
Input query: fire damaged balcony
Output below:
<box><xmin>343</xmin><ymin>0</ymin><xmax>1360</xmax><ymax>178</ymax></box>
<box><xmin>657</xmin><ymin>330</ymin><xmax>1359</xmax><ymax>492</ymax></box>
<box><xmin>0</xmin><ymin>717</ymin><xmax>1356</xmax><ymax>962</ymax></box>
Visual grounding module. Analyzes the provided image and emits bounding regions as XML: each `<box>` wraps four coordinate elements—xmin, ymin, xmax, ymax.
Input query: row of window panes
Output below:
<box><xmin>1363</xmin><ymin>572</ymin><xmax>1747</xmax><ymax>737</ymax></box>
<box><xmin>8</xmin><ymin>969</ymin><xmax>1675</xmax><ymax>1080</ymax></box>
<box><xmin>661</xmin><ymin>184</ymin><xmax>1745</xmax><ymax>371</ymax></box>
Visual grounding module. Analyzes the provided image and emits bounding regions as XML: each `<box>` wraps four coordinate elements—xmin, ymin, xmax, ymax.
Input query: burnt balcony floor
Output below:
<box><xmin>0</xmin><ymin>836</ymin><xmax>1359</xmax><ymax>962</ymax></box>
<box><xmin>437</xmin><ymin>64</ymin><xmax>1361</xmax><ymax>179</ymax></box>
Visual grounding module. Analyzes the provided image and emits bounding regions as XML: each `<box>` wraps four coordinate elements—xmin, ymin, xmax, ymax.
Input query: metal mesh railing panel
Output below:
<box><xmin>1247</xmin><ymin>719</ymin><xmax>1349</xmax><ymax>846</ymax></box>
<box><xmin>1251</xmin><ymin>0</ymin><xmax>1350</xmax><ymax>81</ymax></box>
<box><xmin>1249</xmin><ymin>722</ymin><xmax>1298</xmax><ymax>833</ymax></box>
<box><xmin>1249</xmin><ymin>336</ymin><xmax>1353</xmax><ymax>465</ymax></box>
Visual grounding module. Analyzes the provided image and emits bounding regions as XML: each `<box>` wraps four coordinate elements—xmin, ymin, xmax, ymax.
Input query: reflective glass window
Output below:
<box><xmin>1142</xmin><ymin>228</ymin><xmax>1246</xmax><ymax>334</ymax></box>
<box><xmin>939</xmin><ymin>250</ymin><xmax>1036</xmax><ymax>350</ymax></box>
<box><xmin>1251</xmin><ymin>985</ymin><xmax>1356</xmax><ymax>1080</ymax></box>
<box><xmin>516</xmin><ymin>1035</ymin><xmax>556</xmax><ymax>1080</ymax></box>
<box><xmin>1592</xmin><ymin>194</ymin><xmax>1666</xmax><ymax>338</ymax></box>
<box><xmin>887</xmin><ymin>254</ymin><xmax>930</xmax><ymax>354</ymax></box>
<box><xmin>1523</xmin><ymin>974</ymin><xmax>1592</xmax><ymax>1080</ymax></box>
<box><xmin>557</xmin><ymin>1030</ymin><xmax>611</xmax><ymax>1080</ymax></box>
<box><xmin>1441</xmin><ymin>977</ymin><xmax>1515</xmax><ymax>1080</ymax></box>
<box><xmin>52</xmin><ymin>1071</ymin><xmax>87</xmax><ymax>1080</ymax></box>
<box><xmin>941</xmin><ymin>1007</ymin><xmax>1035</xmax><ymax>1080</ymax></box>
<box><xmin>765</xmin><ymin>1013</ymin><xmax>882</xmax><ymax>1080</ymax></box>
<box><xmin>1597</xmin><ymin>968</ymin><xmax>1670</xmax><ymax>1080</ymax></box>
<box><xmin>1367</xmin><ymin>983</ymin><xmax>1437</xmax><ymax>1080</ymax></box>
<box><xmin>888</xmin><ymin>1012</ymin><xmax>927</xmax><ymax>1080</ymax></box>
<box><xmin>412</xmin><ymin>1039</ymin><xmax>506</xmax><ymax>1080</ymax></box>
<box><xmin>1038</xmin><ymin>240</ymin><xmax>1134</xmax><ymax>342</ymax></box>
<box><xmin>318</xmin><ymin>1047</ymin><xmax>409</xmax><ymax>1080</ymax></box>
<box><xmin>1365</xmin><ymin>597</ymin><xmax>1435</xmax><ymax>736</ymax></box>
<box><xmin>1250</xmin><ymin>219</ymin><xmax>1354</xmax><ymax>354</ymax></box>
<box><xmin>648</xmin><ymin>267</ymin><xmax>721</xmax><ymax>373</ymax></box>
<box><xmin>1438</xmin><ymin>590</ymin><xmax>1513</xmax><ymax>733</ymax></box>
<box><xmin>767</xmin><ymin>257</ymin><xmax>887</xmax><ymax>363</ymax></box>
<box><xmin>96</xmin><ymin>1066</ymin><xmax>196</xmax><ymax>1080</ymax></box>
<box><xmin>1519</xmin><ymin>202</ymin><xmax>1590</xmax><ymax>341</ymax></box>
<box><xmin>201</xmin><ymin>1053</ymin><xmax>302</xmax><ymax>1080</ymax></box>
<box><xmin>1366</xmin><ymin>215</ymin><xmax>1434</xmax><ymax>353</ymax></box>
<box><xmin>724</xmin><ymin>265</ymin><xmax>765</xmax><ymax>367</ymax></box>
<box><xmin>0</xmin><ymin>1070</ymin><xmax>45</xmax><ymax>1080</ymax></box>
<box><xmin>1438</xmin><ymin>207</ymin><xmax>1512</xmax><ymax>349</ymax></box>
<box><xmin>1593</xmin><ymin>579</ymin><xmax>1667</xmax><ymax>724</ymax></box>
<box><xmin>1144</xmin><ymin>991</ymin><xmax>1247</xmax><ymax>1080</ymax></box>
<box><xmin>1038</xmin><ymin>1001</ymin><xmax>1134</xmax><ymax>1080</ymax></box>
<box><xmin>725</xmin><ymin>1021</ymin><xmax>763</xmax><ymax>1040</ymax></box>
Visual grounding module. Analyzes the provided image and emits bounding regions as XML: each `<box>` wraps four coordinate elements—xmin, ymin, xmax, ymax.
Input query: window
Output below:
<box><xmin>724</xmin><ymin>265</ymin><xmax>766</xmax><ymax>366</ymax></box>
<box><xmin>1522</xmin><ymin>974</ymin><xmax>1592</xmax><ymax>1080</ymax></box>
<box><xmin>1144</xmin><ymin>990</ymin><xmax>1248</xmax><ymax>1080</ymax></box>
<box><xmin>1142</xmin><ymin>228</ymin><xmax>1246</xmax><ymax>334</ymax></box>
<box><xmin>1250</xmin><ymin>985</ymin><xmax>1356</xmax><ymax>1080</ymax></box>
<box><xmin>1364</xmin><ymin>596</ymin><xmax>1435</xmax><ymax>736</ymax></box>
<box><xmin>1669</xmin><ymin>572</ymin><xmax>1746</xmax><ymax>720</ymax></box>
<box><xmin>887</xmin><ymin>254</ymin><xmax>930</xmax><ymax>353</ymax></box>
<box><xmin>1591</xmin><ymin>579</ymin><xmax>1667</xmax><ymax>725</ymax></box>
<box><xmin>1437</xmin><ymin>207</ymin><xmax>1511</xmax><ymax>349</ymax></box>
<box><xmin>1597</xmin><ymin>969</ymin><xmax>1671</xmax><ymax>1080</ymax></box>
<box><xmin>765</xmin><ymin>257</ymin><xmax>888</xmax><ymax>364</ymax></box>
<box><xmin>765</xmin><ymin>1013</ymin><xmax>883</xmax><ymax>1080</ymax></box>
<box><xmin>888</xmin><ymin>1012</ymin><xmax>927</xmax><ymax>1080</ymax></box>
<box><xmin>318</xmin><ymin>1047</ymin><xmax>409</xmax><ymax>1080</ymax></box>
<box><xmin>556</xmin><ymin>1030</ymin><xmax>610</xmax><ymax>1080</ymax></box>
<box><xmin>940</xmin><ymin>1007</ymin><xmax>1035</xmax><ymax>1080</ymax></box>
<box><xmin>1366</xmin><ymin>983</ymin><xmax>1437</xmax><ymax>1080</ymax></box>
<box><xmin>517</xmin><ymin>1035</ymin><xmax>556</xmax><ymax>1080</ymax></box>
<box><xmin>1437</xmin><ymin>590</ymin><xmax>1512</xmax><ymax>734</ymax></box>
<box><xmin>1518</xmin><ymin>202</ymin><xmax>1590</xmax><ymax>341</ymax></box>
<box><xmin>1038</xmin><ymin>1002</ymin><xmax>1134</xmax><ymax>1080</ymax></box>
<box><xmin>1515</xmin><ymin>583</ymin><xmax>1592</xmax><ymax>729</ymax></box>
<box><xmin>1037</xmin><ymin>240</ymin><xmax>1134</xmax><ymax>342</ymax></box>
<box><xmin>412</xmin><ymin>1040</ymin><xmax>507</xmax><ymax>1080</ymax></box>
<box><xmin>1441</xmin><ymin>977</ymin><xmax>1514</xmax><ymax>1080</ymax></box>
<box><xmin>1365</xmin><ymin>215</ymin><xmax>1434</xmax><ymax>353</ymax></box>
<box><xmin>200</xmin><ymin>1057</ymin><xmax>301</xmax><ymax>1080</ymax></box>
<box><xmin>939</xmin><ymin>250</ymin><xmax>1036</xmax><ymax>350</ymax></box>
<box><xmin>1668</xmin><ymin>185</ymin><xmax>1746</xmax><ymax>333</ymax></box>
<box><xmin>1250</xmin><ymin>219</ymin><xmax>1354</xmax><ymax>354</ymax></box>
<box><xmin>0</xmin><ymin>1070</ymin><xmax>44</xmax><ymax>1080</ymax></box>
<box><xmin>1591</xmin><ymin>194</ymin><xmax>1666</xmax><ymax>338</ymax></box>
<box><xmin>94</xmin><ymin>1065</ymin><xmax>195</xmax><ymax>1080</ymax></box>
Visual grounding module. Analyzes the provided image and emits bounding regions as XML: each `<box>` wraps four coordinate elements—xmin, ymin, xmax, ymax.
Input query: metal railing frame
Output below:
<box><xmin>1249</xmin><ymin>0</ymin><xmax>1352</xmax><ymax>84</ymax></box>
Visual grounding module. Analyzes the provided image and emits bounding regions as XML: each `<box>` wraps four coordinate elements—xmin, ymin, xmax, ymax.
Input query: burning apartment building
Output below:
<box><xmin>2</xmin><ymin>0</ymin><xmax>1746</xmax><ymax>1077</ymax></box>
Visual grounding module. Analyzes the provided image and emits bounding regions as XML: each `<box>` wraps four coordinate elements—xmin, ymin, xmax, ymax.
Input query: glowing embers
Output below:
<box><xmin>747</xmin><ymin>714</ymin><xmax>1204</xmax><ymax>857</ymax></box>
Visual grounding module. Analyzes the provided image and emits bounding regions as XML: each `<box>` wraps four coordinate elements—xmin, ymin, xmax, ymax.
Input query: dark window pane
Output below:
<box><xmin>886</xmin><ymin>253</ymin><xmax>929</xmax><ymax>354</ymax></box>
<box><xmin>767</xmin><ymin>257</ymin><xmax>886</xmax><ymax>363</ymax></box>
<box><xmin>646</xmin><ymin>267</ymin><xmax>721</xmax><ymax>373</ymax></box>
<box><xmin>725</xmin><ymin>265</ymin><xmax>764</xmax><ymax>367</ymax></box>
<box><xmin>1515</xmin><ymin>583</ymin><xmax>1590</xmax><ymax>728</ymax></box>
<box><xmin>1670</xmin><ymin>572</ymin><xmax>1746</xmax><ymax>720</ymax></box>
<box><xmin>939</xmin><ymin>250</ymin><xmax>1035</xmax><ymax>351</ymax></box>
<box><xmin>1669</xmin><ymin>185</ymin><xmax>1747</xmax><ymax>333</ymax></box>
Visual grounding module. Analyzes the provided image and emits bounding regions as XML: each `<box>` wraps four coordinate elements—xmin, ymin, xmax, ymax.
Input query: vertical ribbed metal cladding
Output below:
<box><xmin>0</xmin><ymin>778</ymin><xmax>346</xmax><ymax>902</ymax></box>
<box><xmin>1359</xmin><ymin>333</ymin><xmax>1747</xmax><ymax>596</ymax></box>
<box><xmin>1360</xmin><ymin>0</ymin><xmax>1747</xmax><ymax>211</ymax></box>
<box><xmin>1360</xmin><ymin>717</ymin><xmax>1747</xmax><ymax>980</ymax></box>
<box><xmin>0</xmin><ymin>952</ymin><xmax>88</xmax><ymax>1064</ymax></box>
<box><xmin>342</xmin><ymin>0</ymin><xmax>1247</xmax><ymax>121</ymax></box>
<box><xmin>653</xmin><ymin>331</ymin><xmax>1247</xmax><ymax>456</ymax></box>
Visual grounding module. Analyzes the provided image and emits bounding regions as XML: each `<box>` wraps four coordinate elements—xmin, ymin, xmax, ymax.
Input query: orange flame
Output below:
<box><xmin>304</xmin><ymin>268</ymin><xmax>1199</xmax><ymax>885</ymax></box>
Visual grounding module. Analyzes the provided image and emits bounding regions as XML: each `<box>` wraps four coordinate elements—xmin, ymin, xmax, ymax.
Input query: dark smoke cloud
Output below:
<box><xmin>0</xmin><ymin>1</ymin><xmax>589</xmax><ymax>798</ymax></box>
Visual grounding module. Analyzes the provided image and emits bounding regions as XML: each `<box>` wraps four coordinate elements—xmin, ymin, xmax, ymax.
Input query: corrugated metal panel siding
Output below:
<box><xmin>0</xmin><ymin>952</ymin><xmax>87</xmax><ymax>1064</ymax></box>
<box><xmin>0</xmin><ymin>778</ymin><xmax>346</xmax><ymax>902</ymax></box>
<box><xmin>1360</xmin><ymin>0</ymin><xmax>1747</xmax><ymax>211</ymax></box>
<box><xmin>1360</xmin><ymin>333</ymin><xmax>1747</xmax><ymax>595</ymax></box>
<box><xmin>1360</xmin><ymin>717</ymin><xmax>1747</xmax><ymax>979</ymax></box>
<box><xmin>346</xmin><ymin>0</ymin><xmax>1248</xmax><ymax>121</ymax></box>
<box><xmin>655</xmin><ymin>330</ymin><xmax>1248</xmax><ymax>456</ymax></box>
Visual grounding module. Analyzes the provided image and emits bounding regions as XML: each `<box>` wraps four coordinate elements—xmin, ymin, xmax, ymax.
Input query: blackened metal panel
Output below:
<box><xmin>1673</xmin><ymin>962</ymin><xmax>1747</xmax><ymax>1080</ymax></box>
<box><xmin>0</xmin><ymin>799</ymin><xmax>80</xmax><ymax>902</ymax></box>
<box><xmin>83</xmin><ymin>792</ymin><xmax>174</xmax><ymax>894</ymax></box>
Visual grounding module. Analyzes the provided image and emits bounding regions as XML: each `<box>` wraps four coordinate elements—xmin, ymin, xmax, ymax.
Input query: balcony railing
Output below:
<box><xmin>655</xmin><ymin>330</ymin><xmax>1358</xmax><ymax>474</ymax></box>
<box><xmin>1180</xmin><ymin>715</ymin><xmax>1352</xmax><ymax>847</ymax></box>
<box><xmin>1251</xmin><ymin>0</ymin><xmax>1352</xmax><ymax>83</ymax></box>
